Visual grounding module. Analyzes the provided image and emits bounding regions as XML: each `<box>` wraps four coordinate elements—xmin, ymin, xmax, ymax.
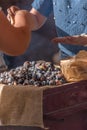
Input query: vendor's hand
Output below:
<box><xmin>7</xmin><ymin>6</ymin><xmax>33</xmax><ymax>30</ymax></box>
<box><xmin>52</xmin><ymin>34</ymin><xmax>87</xmax><ymax>46</ymax></box>
<box><xmin>7</xmin><ymin>6</ymin><xmax>20</xmax><ymax>25</ymax></box>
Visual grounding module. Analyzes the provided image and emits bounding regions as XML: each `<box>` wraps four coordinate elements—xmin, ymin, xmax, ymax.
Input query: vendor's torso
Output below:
<box><xmin>53</xmin><ymin>0</ymin><xmax>87</xmax><ymax>56</ymax></box>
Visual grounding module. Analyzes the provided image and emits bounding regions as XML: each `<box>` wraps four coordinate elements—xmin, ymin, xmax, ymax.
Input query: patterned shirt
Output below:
<box><xmin>32</xmin><ymin>0</ymin><xmax>87</xmax><ymax>57</ymax></box>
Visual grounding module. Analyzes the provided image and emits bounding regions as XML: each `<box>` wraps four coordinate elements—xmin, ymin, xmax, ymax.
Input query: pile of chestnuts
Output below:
<box><xmin>0</xmin><ymin>61</ymin><xmax>67</xmax><ymax>86</ymax></box>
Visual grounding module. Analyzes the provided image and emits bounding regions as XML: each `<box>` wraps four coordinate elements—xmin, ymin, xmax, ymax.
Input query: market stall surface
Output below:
<box><xmin>0</xmin><ymin>0</ymin><xmax>87</xmax><ymax>130</ymax></box>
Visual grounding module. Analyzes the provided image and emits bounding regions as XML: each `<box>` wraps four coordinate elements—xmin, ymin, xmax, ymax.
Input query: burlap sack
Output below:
<box><xmin>60</xmin><ymin>50</ymin><xmax>87</xmax><ymax>82</ymax></box>
<box><xmin>0</xmin><ymin>85</ymin><xmax>44</xmax><ymax>128</ymax></box>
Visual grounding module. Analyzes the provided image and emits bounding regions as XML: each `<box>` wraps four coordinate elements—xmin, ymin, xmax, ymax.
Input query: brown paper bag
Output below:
<box><xmin>60</xmin><ymin>50</ymin><xmax>87</xmax><ymax>82</ymax></box>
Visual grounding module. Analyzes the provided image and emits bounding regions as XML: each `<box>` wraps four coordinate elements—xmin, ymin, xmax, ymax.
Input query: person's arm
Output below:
<box><xmin>30</xmin><ymin>8</ymin><xmax>47</xmax><ymax>31</ymax></box>
<box><xmin>52</xmin><ymin>34</ymin><xmax>87</xmax><ymax>46</ymax></box>
<box><xmin>0</xmin><ymin>6</ymin><xmax>46</xmax><ymax>56</ymax></box>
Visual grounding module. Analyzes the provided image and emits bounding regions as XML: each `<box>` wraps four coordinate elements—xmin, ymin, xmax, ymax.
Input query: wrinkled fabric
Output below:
<box><xmin>0</xmin><ymin>85</ymin><xmax>44</xmax><ymax>128</ymax></box>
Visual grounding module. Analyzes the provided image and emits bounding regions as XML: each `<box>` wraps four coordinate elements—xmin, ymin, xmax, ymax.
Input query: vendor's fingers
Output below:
<box><xmin>52</xmin><ymin>37</ymin><xmax>70</xmax><ymax>43</ymax></box>
<box><xmin>52</xmin><ymin>35</ymin><xmax>87</xmax><ymax>45</ymax></box>
<box><xmin>7</xmin><ymin>8</ymin><xmax>15</xmax><ymax>16</ymax></box>
<box><xmin>7</xmin><ymin>13</ymin><xmax>15</xmax><ymax>25</ymax></box>
<box><xmin>7</xmin><ymin>6</ymin><xmax>20</xmax><ymax>25</ymax></box>
<box><xmin>7</xmin><ymin>14</ymin><xmax>11</xmax><ymax>21</ymax></box>
<box><xmin>7</xmin><ymin>6</ymin><xmax>20</xmax><ymax>15</ymax></box>
<box><xmin>10</xmin><ymin>6</ymin><xmax>20</xmax><ymax>13</ymax></box>
<box><xmin>52</xmin><ymin>37</ymin><xmax>61</xmax><ymax>43</ymax></box>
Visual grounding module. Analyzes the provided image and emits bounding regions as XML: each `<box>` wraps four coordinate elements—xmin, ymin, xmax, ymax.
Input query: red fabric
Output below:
<box><xmin>43</xmin><ymin>80</ymin><xmax>87</xmax><ymax>130</ymax></box>
<box><xmin>44</xmin><ymin>111</ymin><xmax>87</xmax><ymax>130</ymax></box>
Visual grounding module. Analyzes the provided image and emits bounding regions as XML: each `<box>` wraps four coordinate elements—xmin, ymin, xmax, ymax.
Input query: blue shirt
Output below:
<box><xmin>32</xmin><ymin>0</ymin><xmax>87</xmax><ymax>57</ymax></box>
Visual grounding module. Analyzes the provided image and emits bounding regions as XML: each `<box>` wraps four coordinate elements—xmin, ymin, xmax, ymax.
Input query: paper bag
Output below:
<box><xmin>60</xmin><ymin>50</ymin><xmax>87</xmax><ymax>82</ymax></box>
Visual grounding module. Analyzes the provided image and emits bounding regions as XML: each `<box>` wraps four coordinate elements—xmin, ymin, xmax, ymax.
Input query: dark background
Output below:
<box><xmin>0</xmin><ymin>0</ymin><xmax>58</xmax><ymax>68</ymax></box>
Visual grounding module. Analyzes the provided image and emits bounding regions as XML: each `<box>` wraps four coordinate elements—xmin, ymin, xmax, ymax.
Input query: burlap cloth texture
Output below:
<box><xmin>0</xmin><ymin>84</ymin><xmax>44</xmax><ymax>128</ymax></box>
